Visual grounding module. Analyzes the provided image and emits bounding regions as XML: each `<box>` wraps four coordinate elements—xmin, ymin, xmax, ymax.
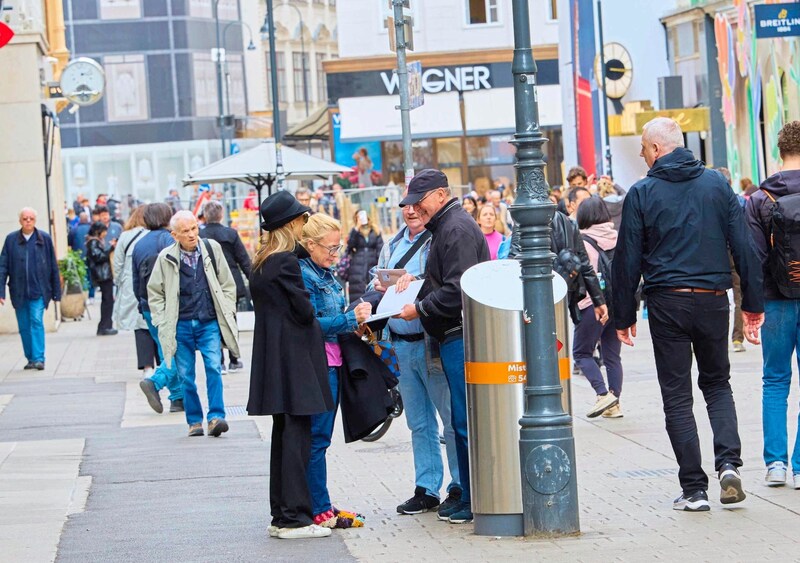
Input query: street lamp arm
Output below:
<box><xmin>223</xmin><ymin>20</ymin><xmax>257</xmax><ymax>51</ymax></box>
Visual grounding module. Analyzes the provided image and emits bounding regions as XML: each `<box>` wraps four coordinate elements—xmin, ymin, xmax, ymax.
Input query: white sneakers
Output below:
<box><xmin>765</xmin><ymin>461</ymin><xmax>788</xmax><ymax>486</ymax></box>
<box><xmin>587</xmin><ymin>393</ymin><xmax>619</xmax><ymax>418</ymax></box>
<box><xmin>274</xmin><ymin>524</ymin><xmax>331</xmax><ymax>539</ymax></box>
<box><xmin>795</xmin><ymin>474</ymin><xmax>800</xmax><ymax>490</ymax></box>
<box><xmin>602</xmin><ymin>404</ymin><xmax>624</xmax><ymax>418</ymax></box>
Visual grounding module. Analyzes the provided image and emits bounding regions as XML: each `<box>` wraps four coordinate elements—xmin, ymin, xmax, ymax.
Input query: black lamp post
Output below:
<box><xmin>509</xmin><ymin>0</ymin><xmax>580</xmax><ymax>537</ymax></box>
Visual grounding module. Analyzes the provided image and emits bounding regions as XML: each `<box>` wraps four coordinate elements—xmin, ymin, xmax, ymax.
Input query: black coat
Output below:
<box><xmin>345</xmin><ymin>227</ymin><xmax>383</xmax><ymax>301</ymax></box>
<box><xmin>86</xmin><ymin>238</ymin><xmax>113</xmax><ymax>283</ymax></box>
<box><xmin>200</xmin><ymin>223</ymin><xmax>252</xmax><ymax>300</ymax></box>
<box><xmin>338</xmin><ymin>333</ymin><xmax>398</xmax><ymax>443</ymax></box>
<box><xmin>247</xmin><ymin>246</ymin><xmax>334</xmax><ymax>416</ymax></box>
<box><xmin>613</xmin><ymin>147</ymin><xmax>764</xmax><ymax>329</ymax></box>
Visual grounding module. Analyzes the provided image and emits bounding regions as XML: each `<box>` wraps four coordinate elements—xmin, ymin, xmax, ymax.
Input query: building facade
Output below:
<box><xmin>59</xmin><ymin>0</ymin><xmax>254</xmax><ymax>205</ymax></box>
<box><xmin>326</xmin><ymin>0</ymin><xmax>563</xmax><ymax>191</ymax></box>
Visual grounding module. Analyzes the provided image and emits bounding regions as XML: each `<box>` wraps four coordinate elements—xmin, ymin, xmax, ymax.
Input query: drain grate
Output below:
<box><xmin>226</xmin><ymin>405</ymin><xmax>248</xmax><ymax>417</ymax></box>
<box><xmin>606</xmin><ymin>468</ymin><xmax>674</xmax><ymax>479</ymax></box>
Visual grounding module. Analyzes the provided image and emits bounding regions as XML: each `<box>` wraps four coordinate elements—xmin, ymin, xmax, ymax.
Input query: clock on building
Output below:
<box><xmin>59</xmin><ymin>57</ymin><xmax>106</xmax><ymax>107</ymax></box>
<box><xmin>594</xmin><ymin>42</ymin><xmax>633</xmax><ymax>100</ymax></box>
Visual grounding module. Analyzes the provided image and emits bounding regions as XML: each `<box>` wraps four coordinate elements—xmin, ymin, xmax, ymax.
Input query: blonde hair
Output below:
<box><xmin>252</xmin><ymin>222</ymin><xmax>298</xmax><ymax>271</ymax></box>
<box><xmin>302</xmin><ymin>213</ymin><xmax>341</xmax><ymax>248</ymax></box>
<box><xmin>124</xmin><ymin>205</ymin><xmax>147</xmax><ymax>231</ymax></box>
<box><xmin>597</xmin><ymin>178</ymin><xmax>616</xmax><ymax>198</ymax></box>
<box><xmin>479</xmin><ymin>204</ymin><xmax>508</xmax><ymax>235</ymax></box>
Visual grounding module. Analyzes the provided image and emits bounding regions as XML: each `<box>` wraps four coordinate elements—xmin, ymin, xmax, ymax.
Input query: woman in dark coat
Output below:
<box><xmin>85</xmin><ymin>221</ymin><xmax>117</xmax><ymax>336</ymax></box>
<box><xmin>343</xmin><ymin>210</ymin><xmax>383</xmax><ymax>301</ymax></box>
<box><xmin>246</xmin><ymin>191</ymin><xmax>333</xmax><ymax>541</ymax></box>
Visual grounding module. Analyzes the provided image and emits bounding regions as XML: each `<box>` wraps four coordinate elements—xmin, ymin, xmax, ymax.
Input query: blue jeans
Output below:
<box><xmin>142</xmin><ymin>310</ymin><xmax>182</xmax><ymax>401</ymax></box>
<box><xmin>393</xmin><ymin>338</ymin><xmax>460</xmax><ymax>498</ymax></box>
<box><xmin>762</xmin><ymin>299</ymin><xmax>800</xmax><ymax>472</ymax></box>
<box><xmin>174</xmin><ymin>319</ymin><xmax>225</xmax><ymax>425</ymax></box>
<box><xmin>439</xmin><ymin>337</ymin><xmax>470</xmax><ymax>503</ymax></box>
<box><xmin>573</xmin><ymin>305</ymin><xmax>623</xmax><ymax>397</ymax></box>
<box><xmin>15</xmin><ymin>298</ymin><xmax>45</xmax><ymax>363</ymax></box>
<box><xmin>307</xmin><ymin>367</ymin><xmax>339</xmax><ymax>516</ymax></box>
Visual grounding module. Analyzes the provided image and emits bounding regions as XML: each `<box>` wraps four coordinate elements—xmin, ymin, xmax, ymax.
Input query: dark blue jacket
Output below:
<box><xmin>132</xmin><ymin>229</ymin><xmax>174</xmax><ymax>312</ymax></box>
<box><xmin>0</xmin><ymin>228</ymin><xmax>61</xmax><ymax>309</ymax></box>
<box><xmin>68</xmin><ymin>222</ymin><xmax>90</xmax><ymax>257</ymax></box>
<box><xmin>612</xmin><ymin>148</ymin><xmax>764</xmax><ymax>330</ymax></box>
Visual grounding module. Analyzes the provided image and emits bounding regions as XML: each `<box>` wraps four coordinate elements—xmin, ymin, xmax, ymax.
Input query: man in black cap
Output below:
<box><xmin>396</xmin><ymin>169</ymin><xmax>490</xmax><ymax>524</ymax></box>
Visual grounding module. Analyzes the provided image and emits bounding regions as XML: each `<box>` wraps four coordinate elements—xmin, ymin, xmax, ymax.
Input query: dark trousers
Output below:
<box><xmin>573</xmin><ymin>306</ymin><xmax>623</xmax><ymax>397</ymax></box>
<box><xmin>270</xmin><ymin>413</ymin><xmax>314</xmax><ymax>528</ymax></box>
<box><xmin>134</xmin><ymin>328</ymin><xmax>158</xmax><ymax>369</ymax></box>
<box><xmin>648</xmin><ymin>291</ymin><xmax>743</xmax><ymax>495</ymax></box>
<box><xmin>97</xmin><ymin>279</ymin><xmax>114</xmax><ymax>331</ymax></box>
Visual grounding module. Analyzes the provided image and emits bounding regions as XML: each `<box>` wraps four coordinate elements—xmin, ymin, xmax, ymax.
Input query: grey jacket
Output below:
<box><xmin>147</xmin><ymin>239</ymin><xmax>240</xmax><ymax>367</ymax></box>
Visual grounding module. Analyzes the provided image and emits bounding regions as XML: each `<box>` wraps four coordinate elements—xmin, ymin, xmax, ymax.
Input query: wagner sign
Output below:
<box><xmin>755</xmin><ymin>4</ymin><xmax>800</xmax><ymax>39</ymax></box>
<box><xmin>380</xmin><ymin>65</ymin><xmax>492</xmax><ymax>94</ymax></box>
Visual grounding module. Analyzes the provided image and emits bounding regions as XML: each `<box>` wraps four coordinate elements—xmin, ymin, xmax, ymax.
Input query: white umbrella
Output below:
<box><xmin>183</xmin><ymin>139</ymin><xmax>350</xmax><ymax>194</ymax></box>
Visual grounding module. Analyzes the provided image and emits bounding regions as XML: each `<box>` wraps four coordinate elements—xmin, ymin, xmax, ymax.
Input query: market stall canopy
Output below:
<box><xmin>182</xmin><ymin>139</ymin><xmax>350</xmax><ymax>191</ymax></box>
<box><xmin>283</xmin><ymin>106</ymin><xmax>330</xmax><ymax>141</ymax></box>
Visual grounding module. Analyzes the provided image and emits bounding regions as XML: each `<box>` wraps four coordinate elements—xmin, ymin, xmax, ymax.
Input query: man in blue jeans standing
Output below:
<box><xmin>746</xmin><ymin>120</ymin><xmax>800</xmax><ymax>488</ymax></box>
<box><xmin>147</xmin><ymin>211</ymin><xmax>239</xmax><ymax>437</ymax></box>
<box><xmin>398</xmin><ymin>170</ymin><xmax>490</xmax><ymax>524</ymax></box>
<box><xmin>133</xmin><ymin>203</ymin><xmax>184</xmax><ymax>413</ymax></box>
<box><xmin>371</xmin><ymin>204</ymin><xmax>461</xmax><ymax>516</ymax></box>
<box><xmin>0</xmin><ymin>208</ymin><xmax>61</xmax><ymax>370</ymax></box>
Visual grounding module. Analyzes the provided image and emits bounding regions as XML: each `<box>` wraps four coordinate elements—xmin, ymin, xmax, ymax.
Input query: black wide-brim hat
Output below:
<box><xmin>260</xmin><ymin>190</ymin><xmax>310</xmax><ymax>231</ymax></box>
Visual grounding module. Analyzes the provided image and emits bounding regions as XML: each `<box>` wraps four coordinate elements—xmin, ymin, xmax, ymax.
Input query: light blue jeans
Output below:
<box><xmin>175</xmin><ymin>319</ymin><xmax>225</xmax><ymax>425</ymax></box>
<box><xmin>393</xmin><ymin>338</ymin><xmax>460</xmax><ymax>499</ymax></box>
<box><xmin>440</xmin><ymin>337</ymin><xmax>470</xmax><ymax>503</ymax></box>
<box><xmin>15</xmin><ymin>298</ymin><xmax>45</xmax><ymax>363</ymax></box>
<box><xmin>142</xmin><ymin>310</ymin><xmax>183</xmax><ymax>401</ymax></box>
<box><xmin>762</xmin><ymin>299</ymin><xmax>800</xmax><ymax>473</ymax></box>
<box><xmin>308</xmin><ymin>367</ymin><xmax>339</xmax><ymax>516</ymax></box>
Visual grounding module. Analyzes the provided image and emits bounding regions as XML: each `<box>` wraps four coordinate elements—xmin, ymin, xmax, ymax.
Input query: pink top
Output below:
<box><xmin>325</xmin><ymin>342</ymin><xmax>343</xmax><ymax>367</ymax></box>
<box><xmin>484</xmin><ymin>230</ymin><xmax>503</xmax><ymax>260</ymax></box>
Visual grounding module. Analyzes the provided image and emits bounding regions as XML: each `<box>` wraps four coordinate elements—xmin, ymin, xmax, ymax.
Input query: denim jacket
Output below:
<box><xmin>300</xmin><ymin>257</ymin><xmax>359</xmax><ymax>342</ymax></box>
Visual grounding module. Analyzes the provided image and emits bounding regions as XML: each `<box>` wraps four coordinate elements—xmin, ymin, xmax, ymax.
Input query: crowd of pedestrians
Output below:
<box><xmin>6</xmin><ymin>115</ymin><xmax>800</xmax><ymax>539</ymax></box>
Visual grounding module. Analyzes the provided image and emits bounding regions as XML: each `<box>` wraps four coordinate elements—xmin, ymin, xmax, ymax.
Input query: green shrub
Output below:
<box><xmin>58</xmin><ymin>249</ymin><xmax>87</xmax><ymax>290</ymax></box>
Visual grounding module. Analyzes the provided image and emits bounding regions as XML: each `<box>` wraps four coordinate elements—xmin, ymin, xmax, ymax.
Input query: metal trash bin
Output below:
<box><xmin>461</xmin><ymin>260</ymin><xmax>568</xmax><ymax>537</ymax></box>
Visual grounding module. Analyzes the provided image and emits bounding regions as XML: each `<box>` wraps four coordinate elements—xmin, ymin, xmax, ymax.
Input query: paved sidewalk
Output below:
<box><xmin>0</xmin><ymin>303</ymin><xmax>798</xmax><ymax>562</ymax></box>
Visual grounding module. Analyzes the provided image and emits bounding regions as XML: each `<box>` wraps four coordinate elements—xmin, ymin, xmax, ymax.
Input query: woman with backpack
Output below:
<box><xmin>574</xmin><ymin>197</ymin><xmax>624</xmax><ymax>419</ymax></box>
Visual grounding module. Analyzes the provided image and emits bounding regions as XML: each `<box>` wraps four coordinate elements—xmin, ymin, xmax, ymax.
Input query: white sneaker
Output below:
<box><xmin>602</xmin><ymin>404</ymin><xmax>624</xmax><ymax>418</ymax></box>
<box><xmin>277</xmin><ymin>524</ymin><xmax>331</xmax><ymax>539</ymax></box>
<box><xmin>794</xmin><ymin>474</ymin><xmax>800</xmax><ymax>490</ymax></box>
<box><xmin>766</xmin><ymin>461</ymin><xmax>787</xmax><ymax>487</ymax></box>
<box><xmin>587</xmin><ymin>393</ymin><xmax>618</xmax><ymax>418</ymax></box>
<box><xmin>267</xmin><ymin>525</ymin><xmax>279</xmax><ymax>538</ymax></box>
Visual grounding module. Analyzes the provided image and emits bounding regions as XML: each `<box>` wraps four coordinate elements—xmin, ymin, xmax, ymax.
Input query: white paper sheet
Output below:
<box><xmin>365</xmin><ymin>279</ymin><xmax>425</xmax><ymax>322</ymax></box>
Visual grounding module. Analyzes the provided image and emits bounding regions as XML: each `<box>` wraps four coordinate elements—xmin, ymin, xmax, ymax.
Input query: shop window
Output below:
<box><xmin>466</xmin><ymin>0</ymin><xmax>499</xmax><ymax>25</ymax></box>
<box><xmin>99</xmin><ymin>0</ymin><xmax>141</xmax><ymax>20</ymax></box>
<box><xmin>104</xmin><ymin>54</ymin><xmax>149</xmax><ymax>122</ymax></box>
<box><xmin>293</xmin><ymin>52</ymin><xmax>311</xmax><ymax>102</ymax></box>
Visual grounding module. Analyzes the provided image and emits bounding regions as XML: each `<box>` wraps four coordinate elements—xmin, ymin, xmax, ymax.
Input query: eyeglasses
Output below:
<box><xmin>410</xmin><ymin>189</ymin><xmax>440</xmax><ymax>209</ymax></box>
<box><xmin>318</xmin><ymin>242</ymin><xmax>343</xmax><ymax>256</ymax></box>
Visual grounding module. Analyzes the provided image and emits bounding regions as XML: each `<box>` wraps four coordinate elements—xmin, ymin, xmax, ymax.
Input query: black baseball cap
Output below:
<box><xmin>399</xmin><ymin>169</ymin><xmax>449</xmax><ymax>207</ymax></box>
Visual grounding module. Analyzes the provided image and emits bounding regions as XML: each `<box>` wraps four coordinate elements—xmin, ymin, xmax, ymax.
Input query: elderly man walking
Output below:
<box><xmin>613</xmin><ymin>117</ymin><xmax>764</xmax><ymax>512</ymax></box>
<box><xmin>397</xmin><ymin>169</ymin><xmax>490</xmax><ymax>524</ymax></box>
<box><xmin>148</xmin><ymin>211</ymin><xmax>240</xmax><ymax>437</ymax></box>
<box><xmin>0</xmin><ymin>208</ymin><xmax>61</xmax><ymax>370</ymax></box>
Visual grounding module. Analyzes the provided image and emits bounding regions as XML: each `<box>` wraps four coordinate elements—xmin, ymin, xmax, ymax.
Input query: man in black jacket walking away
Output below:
<box><xmin>199</xmin><ymin>200</ymin><xmax>252</xmax><ymax>371</ymax></box>
<box><xmin>613</xmin><ymin>117</ymin><xmax>764</xmax><ymax>512</ymax></box>
<box><xmin>397</xmin><ymin>169</ymin><xmax>490</xmax><ymax>525</ymax></box>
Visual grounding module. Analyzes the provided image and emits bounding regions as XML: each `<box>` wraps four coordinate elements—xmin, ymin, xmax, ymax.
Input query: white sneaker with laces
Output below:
<box><xmin>765</xmin><ymin>461</ymin><xmax>787</xmax><ymax>487</ymax></box>
<box><xmin>587</xmin><ymin>393</ymin><xmax>618</xmax><ymax>418</ymax></box>
<box><xmin>277</xmin><ymin>524</ymin><xmax>332</xmax><ymax>539</ymax></box>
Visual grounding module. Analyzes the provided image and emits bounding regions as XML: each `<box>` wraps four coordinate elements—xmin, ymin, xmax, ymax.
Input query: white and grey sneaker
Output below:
<box><xmin>587</xmin><ymin>393</ymin><xmax>618</xmax><ymax>418</ymax></box>
<box><xmin>765</xmin><ymin>461</ymin><xmax>787</xmax><ymax>487</ymax></box>
<box><xmin>277</xmin><ymin>524</ymin><xmax>332</xmax><ymax>539</ymax></box>
<box><xmin>673</xmin><ymin>490</ymin><xmax>710</xmax><ymax>512</ymax></box>
<box><xmin>719</xmin><ymin>463</ymin><xmax>746</xmax><ymax>504</ymax></box>
<box><xmin>794</xmin><ymin>474</ymin><xmax>800</xmax><ymax>490</ymax></box>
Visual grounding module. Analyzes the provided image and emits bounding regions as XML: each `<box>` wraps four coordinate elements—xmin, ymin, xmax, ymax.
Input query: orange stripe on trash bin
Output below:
<box><xmin>465</xmin><ymin>362</ymin><xmax>527</xmax><ymax>385</ymax></box>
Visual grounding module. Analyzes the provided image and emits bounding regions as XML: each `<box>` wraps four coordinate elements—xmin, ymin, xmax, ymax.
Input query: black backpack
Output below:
<box><xmin>582</xmin><ymin>235</ymin><xmax>614</xmax><ymax>315</ymax></box>
<box><xmin>762</xmin><ymin>189</ymin><xmax>800</xmax><ymax>298</ymax></box>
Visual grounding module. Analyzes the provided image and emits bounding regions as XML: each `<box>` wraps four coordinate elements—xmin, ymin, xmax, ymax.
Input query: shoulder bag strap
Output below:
<box><xmin>202</xmin><ymin>239</ymin><xmax>219</xmax><ymax>277</ymax></box>
<box><xmin>122</xmin><ymin>229</ymin><xmax>144</xmax><ymax>257</ymax></box>
<box><xmin>394</xmin><ymin>231</ymin><xmax>432</xmax><ymax>270</ymax></box>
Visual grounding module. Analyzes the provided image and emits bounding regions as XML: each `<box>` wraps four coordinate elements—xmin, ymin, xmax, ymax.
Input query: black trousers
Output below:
<box><xmin>97</xmin><ymin>279</ymin><xmax>114</xmax><ymax>331</ymax></box>
<box><xmin>648</xmin><ymin>291</ymin><xmax>743</xmax><ymax>495</ymax></box>
<box><xmin>270</xmin><ymin>413</ymin><xmax>313</xmax><ymax>528</ymax></box>
<box><xmin>134</xmin><ymin>328</ymin><xmax>159</xmax><ymax>369</ymax></box>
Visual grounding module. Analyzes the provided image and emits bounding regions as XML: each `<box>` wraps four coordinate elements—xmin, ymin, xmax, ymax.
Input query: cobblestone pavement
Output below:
<box><xmin>0</xmin><ymin>303</ymin><xmax>798</xmax><ymax>562</ymax></box>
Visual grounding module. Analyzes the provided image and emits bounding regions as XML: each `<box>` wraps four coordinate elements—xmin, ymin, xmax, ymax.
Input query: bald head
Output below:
<box><xmin>170</xmin><ymin>210</ymin><xmax>199</xmax><ymax>251</ymax></box>
<box><xmin>640</xmin><ymin>118</ymin><xmax>685</xmax><ymax>168</ymax></box>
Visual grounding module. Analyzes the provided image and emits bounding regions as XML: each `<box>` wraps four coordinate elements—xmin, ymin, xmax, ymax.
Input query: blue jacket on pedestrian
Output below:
<box><xmin>132</xmin><ymin>228</ymin><xmax>175</xmax><ymax>313</ymax></box>
<box><xmin>68</xmin><ymin>222</ymin><xmax>90</xmax><ymax>257</ymax></box>
<box><xmin>0</xmin><ymin>228</ymin><xmax>61</xmax><ymax>309</ymax></box>
<box><xmin>300</xmin><ymin>257</ymin><xmax>359</xmax><ymax>343</ymax></box>
<box><xmin>612</xmin><ymin>147</ymin><xmax>764</xmax><ymax>330</ymax></box>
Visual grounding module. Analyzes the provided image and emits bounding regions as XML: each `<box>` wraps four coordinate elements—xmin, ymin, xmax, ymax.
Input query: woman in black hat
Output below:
<box><xmin>246</xmin><ymin>190</ymin><xmax>334</xmax><ymax>540</ymax></box>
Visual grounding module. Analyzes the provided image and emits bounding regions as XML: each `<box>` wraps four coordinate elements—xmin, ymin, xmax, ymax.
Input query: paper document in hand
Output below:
<box><xmin>367</xmin><ymin>279</ymin><xmax>425</xmax><ymax>322</ymax></box>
